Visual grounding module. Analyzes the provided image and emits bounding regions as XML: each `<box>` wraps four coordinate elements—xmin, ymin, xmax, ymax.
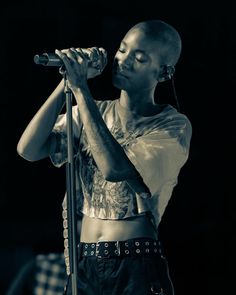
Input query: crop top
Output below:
<box><xmin>50</xmin><ymin>99</ymin><xmax>192</xmax><ymax>228</ymax></box>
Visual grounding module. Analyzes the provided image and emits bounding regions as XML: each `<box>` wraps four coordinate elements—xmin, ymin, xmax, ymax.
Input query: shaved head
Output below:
<box><xmin>130</xmin><ymin>20</ymin><xmax>182</xmax><ymax>66</ymax></box>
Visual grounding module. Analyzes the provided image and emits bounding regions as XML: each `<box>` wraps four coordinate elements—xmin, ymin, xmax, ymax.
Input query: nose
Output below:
<box><xmin>117</xmin><ymin>53</ymin><xmax>133</xmax><ymax>71</ymax></box>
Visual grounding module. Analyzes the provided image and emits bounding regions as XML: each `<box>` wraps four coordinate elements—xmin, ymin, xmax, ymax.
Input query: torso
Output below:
<box><xmin>80</xmin><ymin>214</ymin><xmax>157</xmax><ymax>243</ymax></box>
<box><xmin>72</xmin><ymin>100</ymin><xmax>186</xmax><ymax>243</ymax></box>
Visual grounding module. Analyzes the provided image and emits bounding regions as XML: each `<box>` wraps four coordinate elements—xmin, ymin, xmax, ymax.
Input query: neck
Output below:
<box><xmin>118</xmin><ymin>87</ymin><xmax>159</xmax><ymax>116</ymax></box>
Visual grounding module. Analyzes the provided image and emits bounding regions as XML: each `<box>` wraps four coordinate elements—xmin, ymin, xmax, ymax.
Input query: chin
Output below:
<box><xmin>112</xmin><ymin>76</ymin><xmax>129</xmax><ymax>91</ymax></box>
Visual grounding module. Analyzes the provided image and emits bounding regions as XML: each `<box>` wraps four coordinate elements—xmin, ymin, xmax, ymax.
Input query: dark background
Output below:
<box><xmin>1</xmin><ymin>0</ymin><xmax>235</xmax><ymax>294</ymax></box>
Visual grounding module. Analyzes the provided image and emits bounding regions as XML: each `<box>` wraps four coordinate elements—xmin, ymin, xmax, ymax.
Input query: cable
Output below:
<box><xmin>171</xmin><ymin>76</ymin><xmax>181</xmax><ymax>112</ymax></box>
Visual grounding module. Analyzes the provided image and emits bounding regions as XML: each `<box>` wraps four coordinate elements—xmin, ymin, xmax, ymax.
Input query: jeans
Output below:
<box><xmin>65</xmin><ymin>251</ymin><xmax>174</xmax><ymax>295</ymax></box>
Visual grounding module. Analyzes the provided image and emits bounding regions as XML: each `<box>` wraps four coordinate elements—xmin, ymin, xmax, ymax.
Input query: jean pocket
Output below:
<box><xmin>150</xmin><ymin>284</ymin><xmax>165</xmax><ymax>295</ymax></box>
<box><xmin>143</xmin><ymin>256</ymin><xmax>174</xmax><ymax>295</ymax></box>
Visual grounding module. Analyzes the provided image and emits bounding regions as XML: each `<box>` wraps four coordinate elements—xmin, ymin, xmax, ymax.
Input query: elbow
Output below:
<box><xmin>16</xmin><ymin>141</ymin><xmax>38</xmax><ymax>162</ymax></box>
<box><xmin>96</xmin><ymin>157</ymin><xmax>138</xmax><ymax>182</ymax></box>
<box><xmin>103</xmin><ymin>167</ymin><xmax>133</xmax><ymax>182</ymax></box>
<box><xmin>102</xmin><ymin>167</ymin><xmax>120</xmax><ymax>182</ymax></box>
<box><xmin>104</xmin><ymin>173</ymin><xmax>119</xmax><ymax>182</ymax></box>
<box><xmin>16</xmin><ymin>141</ymin><xmax>26</xmax><ymax>158</ymax></box>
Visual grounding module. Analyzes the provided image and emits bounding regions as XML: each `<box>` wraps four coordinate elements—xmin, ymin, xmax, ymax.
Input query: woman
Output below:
<box><xmin>17</xmin><ymin>19</ymin><xmax>192</xmax><ymax>294</ymax></box>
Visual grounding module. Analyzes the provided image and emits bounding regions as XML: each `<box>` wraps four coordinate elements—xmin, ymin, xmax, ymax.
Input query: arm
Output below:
<box><xmin>74</xmin><ymin>86</ymin><xmax>142</xmax><ymax>181</ymax></box>
<box><xmin>55</xmin><ymin>48</ymin><xmax>151</xmax><ymax>192</ymax></box>
<box><xmin>5</xmin><ymin>259</ymin><xmax>36</xmax><ymax>295</ymax></box>
<box><xmin>17</xmin><ymin>79</ymin><xmax>65</xmax><ymax>161</ymax></box>
<box><xmin>74</xmin><ymin>86</ymin><xmax>151</xmax><ymax>196</ymax></box>
<box><xmin>17</xmin><ymin>47</ymin><xmax>108</xmax><ymax>162</ymax></box>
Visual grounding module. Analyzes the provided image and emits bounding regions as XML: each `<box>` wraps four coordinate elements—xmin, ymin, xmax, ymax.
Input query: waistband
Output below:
<box><xmin>78</xmin><ymin>237</ymin><xmax>164</xmax><ymax>258</ymax></box>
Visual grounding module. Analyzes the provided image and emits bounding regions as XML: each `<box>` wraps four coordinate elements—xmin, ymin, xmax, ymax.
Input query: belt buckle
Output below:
<box><xmin>96</xmin><ymin>241</ymin><xmax>102</xmax><ymax>258</ymax></box>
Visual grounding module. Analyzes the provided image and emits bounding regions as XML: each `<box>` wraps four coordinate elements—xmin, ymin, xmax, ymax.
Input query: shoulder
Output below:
<box><xmin>95</xmin><ymin>99</ymin><xmax>118</xmax><ymax>124</ymax></box>
<box><xmin>138</xmin><ymin>105</ymin><xmax>192</xmax><ymax>151</ymax></box>
<box><xmin>159</xmin><ymin>104</ymin><xmax>190</xmax><ymax>123</ymax></box>
<box><xmin>95</xmin><ymin>99</ymin><xmax>117</xmax><ymax>113</ymax></box>
<box><xmin>155</xmin><ymin>104</ymin><xmax>192</xmax><ymax>135</ymax></box>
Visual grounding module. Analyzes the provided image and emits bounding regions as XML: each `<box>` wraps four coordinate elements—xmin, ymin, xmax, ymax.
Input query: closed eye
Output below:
<box><xmin>135</xmin><ymin>57</ymin><xmax>146</xmax><ymax>63</ymax></box>
<box><xmin>135</xmin><ymin>55</ymin><xmax>148</xmax><ymax>63</ymax></box>
<box><xmin>118</xmin><ymin>48</ymin><xmax>125</xmax><ymax>53</ymax></box>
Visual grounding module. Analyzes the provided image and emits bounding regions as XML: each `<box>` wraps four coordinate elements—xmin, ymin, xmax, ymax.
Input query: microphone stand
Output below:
<box><xmin>63</xmin><ymin>72</ymin><xmax>78</xmax><ymax>295</ymax></box>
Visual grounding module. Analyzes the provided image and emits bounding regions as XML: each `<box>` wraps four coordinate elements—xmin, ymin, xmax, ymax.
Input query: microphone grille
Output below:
<box><xmin>33</xmin><ymin>54</ymin><xmax>48</xmax><ymax>65</ymax></box>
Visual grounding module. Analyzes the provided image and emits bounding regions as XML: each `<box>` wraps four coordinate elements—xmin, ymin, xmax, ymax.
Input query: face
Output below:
<box><xmin>112</xmin><ymin>27</ymin><xmax>164</xmax><ymax>92</ymax></box>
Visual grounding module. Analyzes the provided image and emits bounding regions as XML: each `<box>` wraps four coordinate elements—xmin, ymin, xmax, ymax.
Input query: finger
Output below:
<box><xmin>59</xmin><ymin>65</ymin><xmax>66</xmax><ymax>75</ymax></box>
<box><xmin>66</xmin><ymin>48</ymin><xmax>79</xmax><ymax>64</ymax></box>
<box><xmin>61</xmin><ymin>48</ymin><xmax>70</xmax><ymax>54</ymax></box>
<box><xmin>55</xmin><ymin>49</ymin><xmax>72</xmax><ymax>69</ymax></box>
<box><xmin>92</xmin><ymin>47</ymin><xmax>100</xmax><ymax>61</ymax></box>
<box><xmin>88</xmin><ymin>47</ymin><xmax>100</xmax><ymax>64</ymax></box>
<box><xmin>75</xmin><ymin>47</ymin><xmax>87</xmax><ymax>60</ymax></box>
<box><xmin>85</xmin><ymin>48</ymin><xmax>94</xmax><ymax>63</ymax></box>
<box><xmin>99</xmin><ymin>47</ymin><xmax>108</xmax><ymax>60</ymax></box>
<box><xmin>87</xmin><ymin>47</ymin><xmax>101</xmax><ymax>71</ymax></box>
<box><xmin>99</xmin><ymin>47</ymin><xmax>108</xmax><ymax>69</ymax></box>
<box><xmin>58</xmin><ymin>48</ymin><xmax>83</xmax><ymax>64</ymax></box>
<box><xmin>67</xmin><ymin>49</ymin><xmax>77</xmax><ymax>64</ymax></box>
<box><xmin>92</xmin><ymin>47</ymin><xmax>107</xmax><ymax>71</ymax></box>
<box><xmin>99</xmin><ymin>47</ymin><xmax>106</xmax><ymax>54</ymax></box>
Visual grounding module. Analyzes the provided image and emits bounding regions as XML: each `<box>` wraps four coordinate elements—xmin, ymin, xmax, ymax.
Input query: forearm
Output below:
<box><xmin>17</xmin><ymin>79</ymin><xmax>66</xmax><ymax>161</ymax></box>
<box><xmin>52</xmin><ymin>47</ymin><xmax>151</xmax><ymax>194</ymax></box>
<box><xmin>73</xmin><ymin>85</ymin><xmax>139</xmax><ymax>181</ymax></box>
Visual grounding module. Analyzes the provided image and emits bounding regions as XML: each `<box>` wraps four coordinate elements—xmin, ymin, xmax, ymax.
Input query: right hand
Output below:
<box><xmin>57</xmin><ymin>47</ymin><xmax>107</xmax><ymax>80</ymax></box>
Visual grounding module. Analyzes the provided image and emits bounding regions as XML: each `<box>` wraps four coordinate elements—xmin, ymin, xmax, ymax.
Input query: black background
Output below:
<box><xmin>1</xmin><ymin>0</ymin><xmax>235</xmax><ymax>294</ymax></box>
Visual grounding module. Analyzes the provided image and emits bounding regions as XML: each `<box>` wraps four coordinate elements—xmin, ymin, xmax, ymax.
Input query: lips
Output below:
<box><xmin>113</xmin><ymin>69</ymin><xmax>129</xmax><ymax>79</ymax></box>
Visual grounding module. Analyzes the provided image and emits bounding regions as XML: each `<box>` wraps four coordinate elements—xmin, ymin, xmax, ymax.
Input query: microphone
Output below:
<box><xmin>33</xmin><ymin>48</ymin><xmax>106</xmax><ymax>67</ymax></box>
<box><xmin>34</xmin><ymin>53</ymin><xmax>62</xmax><ymax>67</ymax></box>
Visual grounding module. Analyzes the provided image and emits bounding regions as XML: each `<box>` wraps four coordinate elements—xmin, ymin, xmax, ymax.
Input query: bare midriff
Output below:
<box><xmin>80</xmin><ymin>214</ymin><xmax>157</xmax><ymax>243</ymax></box>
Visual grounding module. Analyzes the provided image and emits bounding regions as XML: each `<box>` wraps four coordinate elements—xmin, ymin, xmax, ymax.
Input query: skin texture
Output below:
<box><xmin>17</xmin><ymin>21</ymin><xmax>181</xmax><ymax>242</ymax></box>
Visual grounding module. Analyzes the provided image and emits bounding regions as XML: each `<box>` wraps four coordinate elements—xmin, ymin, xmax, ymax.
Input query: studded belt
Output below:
<box><xmin>78</xmin><ymin>238</ymin><xmax>164</xmax><ymax>258</ymax></box>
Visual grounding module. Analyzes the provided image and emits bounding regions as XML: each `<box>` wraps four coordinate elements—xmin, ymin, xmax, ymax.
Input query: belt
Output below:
<box><xmin>78</xmin><ymin>238</ymin><xmax>164</xmax><ymax>258</ymax></box>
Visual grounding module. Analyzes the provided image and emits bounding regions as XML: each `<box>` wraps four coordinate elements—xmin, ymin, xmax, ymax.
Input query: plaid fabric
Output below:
<box><xmin>34</xmin><ymin>253</ymin><xmax>67</xmax><ymax>295</ymax></box>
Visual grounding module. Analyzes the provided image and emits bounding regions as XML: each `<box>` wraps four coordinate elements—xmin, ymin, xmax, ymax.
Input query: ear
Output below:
<box><xmin>158</xmin><ymin>65</ymin><xmax>175</xmax><ymax>82</ymax></box>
